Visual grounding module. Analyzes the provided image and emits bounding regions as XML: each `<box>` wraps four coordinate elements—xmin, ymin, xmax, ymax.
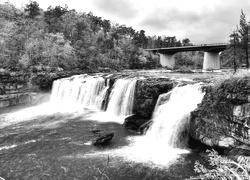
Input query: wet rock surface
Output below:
<box><xmin>93</xmin><ymin>133</ymin><xmax>114</xmax><ymax>146</ymax></box>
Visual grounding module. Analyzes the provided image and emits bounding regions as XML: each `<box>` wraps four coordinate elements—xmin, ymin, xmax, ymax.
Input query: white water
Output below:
<box><xmin>1</xmin><ymin>74</ymin><xmax>205</xmax><ymax>167</ymax></box>
<box><xmin>0</xmin><ymin>75</ymin><xmax>109</xmax><ymax>128</ymax></box>
<box><xmin>51</xmin><ymin>75</ymin><xmax>109</xmax><ymax>109</ymax></box>
<box><xmin>146</xmin><ymin>83</ymin><xmax>205</xmax><ymax>149</ymax></box>
<box><xmin>51</xmin><ymin>75</ymin><xmax>137</xmax><ymax>118</ymax></box>
<box><xmin>106</xmin><ymin>79</ymin><xmax>137</xmax><ymax>116</ymax></box>
<box><xmin>92</xmin><ymin>83</ymin><xmax>205</xmax><ymax>167</ymax></box>
<box><xmin>0</xmin><ymin>75</ymin><xmax>138</xmax><ymax>127</ymax></box>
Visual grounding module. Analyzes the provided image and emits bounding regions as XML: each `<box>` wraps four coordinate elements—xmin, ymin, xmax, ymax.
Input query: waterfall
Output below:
<box><xmin>106</xmin><ymin>79</ymin><xmax>137</xmax><ymax>116</ymax></box>
<box><xmin>50</xmin><ymin>75</ymin><xmax>108</xmax><ymax>110</ymax></box>
<box><xmin>89</xmin><ymin>83</ymin><xmax>206</xmax><ymax>166</ymax></box>
<box><xmin>146</xmin><ymin>83</ymin><xmax>205</xmax><ymax>149</ymax></box>
<box><xmin>102</xmin><ymin>83</ymin><xmax>206</xmax><ymax>166</ymax></box>
<box><xmin>49</xmin><ymin>75</ymin><xmax>137</xmax><ymax>123</ymax></box>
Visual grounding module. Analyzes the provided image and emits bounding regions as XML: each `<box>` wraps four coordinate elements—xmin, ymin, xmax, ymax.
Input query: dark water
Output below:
<box><xmin>0</xmin><ymin>105</ymin><xmax>205</xmax><ymax>180</ymax></box>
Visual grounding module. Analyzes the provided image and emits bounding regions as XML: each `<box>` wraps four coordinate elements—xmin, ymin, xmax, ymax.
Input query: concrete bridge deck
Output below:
<box><xmin>146</xmin><ymin>43</ymin><xmax>228</xmax><ymax>54</ymax></box>
<box><xmin>146</xmin><ymin>43</ymin><xmax>228</xmax><ymax>70</ymax></box>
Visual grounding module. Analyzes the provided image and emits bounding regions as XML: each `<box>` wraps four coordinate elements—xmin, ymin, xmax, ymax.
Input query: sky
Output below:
<box><xmin>1</xmin><ymin>0</ymin><xmax>250</xmax><ymax>44</ymax></box>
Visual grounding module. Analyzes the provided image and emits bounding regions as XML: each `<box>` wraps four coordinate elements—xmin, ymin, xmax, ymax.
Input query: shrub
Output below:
<box><xmin>188</xmin><ymin>149</ymin><xmax>250</xmax><ymax>180</ymax></box>
<box><xmin>175</xmin><ymin>66</ymin><xmax>194</xmax><ymax>73</ymax></box>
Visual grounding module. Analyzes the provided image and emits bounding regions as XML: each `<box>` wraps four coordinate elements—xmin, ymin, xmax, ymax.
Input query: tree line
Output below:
<box><xmin>1</xmin><ymin>1</ymin><xmax>249</xmax><ymax>73</ymax></box>
<box><xmin>0</xmin><ymin>1</ymin><xmax>195</xmax><ymax>72</ymax></box>
<box><xmin>221</xmin><ymin>10</ymin><xmax>250</xmax><ymax>70</ymax></box>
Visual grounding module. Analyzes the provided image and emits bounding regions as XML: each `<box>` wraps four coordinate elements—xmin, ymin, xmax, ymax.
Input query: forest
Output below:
<box><xmin>0</xmin><ymin>1</ymin><xmax>249</xmax><ymax>73</ymax></box>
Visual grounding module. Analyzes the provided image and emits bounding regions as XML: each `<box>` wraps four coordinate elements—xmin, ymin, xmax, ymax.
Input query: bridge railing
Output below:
<box><xmin>192</xmin><ymin>43</ymin><xmax>228</xmax><ymax>47</ymax></box>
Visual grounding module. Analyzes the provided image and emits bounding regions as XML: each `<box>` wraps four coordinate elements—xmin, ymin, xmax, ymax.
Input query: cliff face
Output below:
<box><xmin>133</xmin><ymin>77</ymin><xmax>174</xmax><ymax>119</ymax></box>
<box><xmin>0</xmin><ymin>70</ymin><xmax>79</xmax><ymax>108</ymax></box>
<box><xmin>190</xmin><ymin>77</ymin><xmax>250</xmax><ymax>149</ymax></box>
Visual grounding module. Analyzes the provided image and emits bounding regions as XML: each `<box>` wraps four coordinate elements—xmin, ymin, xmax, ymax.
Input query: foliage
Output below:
<box><xmin>175</xmin><ymin>51</ymin><xmax>203</xmax><ymax>69</ymax></box>
<box><xmin>0</xmin><ymin>1</ymin><xmax>200</xmax><ymax>73</ymax></box>
<box><xmin>1</xmin><ymin>1</ymin><xmax>248</xmax><ymax>73</ymax></box>
<box><xmin>231</xmin><ymin>69</ymin><xmax>250</xmax><ymax>79</ymax></box>
<box><xmin>188</xmin><ymin>149</ymin><xmax>250</xmax><ymax>180</ymax></box>
<box><xmin>238</xmin><ymin>10</ymin><xmax>249</xmax><ymax>68</ymax></box>
<box><xmin>228</xmin><ymin>10</ymin><xmax>250</xmax><ymax>69</ymax></box>
<box><xmin>24</xmin><ymin>1</ymin><xmax>42</xmax><ymax>19</ymax></box>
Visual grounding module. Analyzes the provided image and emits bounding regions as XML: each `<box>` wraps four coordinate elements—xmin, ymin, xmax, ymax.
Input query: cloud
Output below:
<box><xmin>13</xmin><ymin>0</ymin><xmax>249</xmax><ymax>44</ymax></box>
<box><xmin>138</xmin><ymin>0</ymin><xmax>250</xmax><ymax>44</ymax></box>
<box><xmin>91</xmin><ymin>0</ymin><xmax>138</xmax><ymax>20</ymax></box>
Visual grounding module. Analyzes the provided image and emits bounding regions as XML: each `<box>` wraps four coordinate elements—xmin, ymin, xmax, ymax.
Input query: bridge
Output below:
<box><xmin>146</xmin><ymin>43</ymin><xmax>228</xmax><ymax>70</ymax></box>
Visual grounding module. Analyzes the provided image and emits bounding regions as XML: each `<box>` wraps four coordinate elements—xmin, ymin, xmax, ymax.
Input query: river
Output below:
<box><xmin>0</xmin><ymin>74</ymin><xmax>208</xmax><ymax>180</ymax></box>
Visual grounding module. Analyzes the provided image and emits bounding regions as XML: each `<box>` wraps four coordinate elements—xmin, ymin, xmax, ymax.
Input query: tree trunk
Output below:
<box><xmin>246</xmin><ymin>47</ymin><xmax>249</xmax><ymax>68</ymax></box>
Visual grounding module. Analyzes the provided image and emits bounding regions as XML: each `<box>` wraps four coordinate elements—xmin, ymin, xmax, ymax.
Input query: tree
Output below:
<box><xmin>20</xmin><ymin>32</ymin><xmax>76</xmax><ymax>70</ymax></box>
<box><xmin>0</xmin><ymin>2</ymin><xmax>23</xmax><ymax>21</ymax></box>
<box><xmin>238</xmin><ymin>10</ymin><xmax>249</xmax><ymax>68</ymax></box>
<box><xmin>229</xmin><ymin>29</ymin><xmax>240</xmax><ymax>72</ymax></box>
<box><xmin>182</xmin><ymin>38</ymin><xmax>192</xmax><ymax>46</ymax></box>
<box><xmin>44</xmin><ymin>5</ymin><xmax>70</xmax><ymax>33</ymax></box>
<box><xmin>133</xmin><ymin>30</ymin><xmax>148</xmax><ymax>48</ymax></box>
<box><xmin>24</xmin><ymin>1</ymin><xmax>42</xmax><ymax>19</ymax></box>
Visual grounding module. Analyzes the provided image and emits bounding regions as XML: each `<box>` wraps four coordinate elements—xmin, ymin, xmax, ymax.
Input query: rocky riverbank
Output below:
<box><xmin>0</xmin><ymin>69</ymin><xmax>84</xmax><ymax>108</ymax></box>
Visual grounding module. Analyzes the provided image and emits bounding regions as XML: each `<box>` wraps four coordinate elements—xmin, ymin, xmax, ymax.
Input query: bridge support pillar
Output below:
<box><xmin>203</xmin><ymin>52</ymin><xmax>220</xmax><ymax>70</ymax></box>
<box><xmin>159</xmin><ymin>53</ymin><xmax>175</xmax><ymax>68</ymax></box>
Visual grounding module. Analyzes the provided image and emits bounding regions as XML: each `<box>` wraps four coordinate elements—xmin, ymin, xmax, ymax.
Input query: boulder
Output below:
<box><xmin>93</xmin><ymin>133</ymin><xmax>114</xmax><ymax>146</ymax></box>
<box><xmin>133</xmin><ymin>77</ymin><xmax>174</xmax><ymax>119</ymax></box>
<box><xmin>124</xmin><ymin>113</ymin><xmax>153</xmax><ymax>134</ymax></box>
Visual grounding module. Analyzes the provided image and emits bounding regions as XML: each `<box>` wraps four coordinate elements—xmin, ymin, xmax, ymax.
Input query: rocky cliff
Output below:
<box><xmin>0</xmin><ymin>70</ymin><xmax>83</xmax><ymax>108</ymax></box>
<box><xmin>133</xmin><ymin>77</ymin><xmax>175</xmax><ymax>119</ymax></box>
<box><xmin>190</xmin><ymin>76</ymin><xmax>250</xmax><ymax>152</ymax></box>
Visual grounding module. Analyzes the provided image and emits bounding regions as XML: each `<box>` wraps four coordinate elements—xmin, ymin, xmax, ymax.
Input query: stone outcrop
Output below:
<box><xmin>0</xmin><ymin>93</ymin><xmax>48</xmax><ymax>108</ymax></box>
<box><xmin>190</xmin><ymin>77</ymin><xmax>250</xmax><ymax>150</ymax></box>
<box><xmin>0</xmin><ymin>71</ymin><xmax>31</xmax><ymax>95</ymax></box>
<box><xmin>0</xmin><ymin>70</ymin><xmax>83</xmax><ymax>108</ymax></box>
<box><xmin>133</xmin><ymin>77</ymin><xmax>175</xmax><ymax>119</ymax></box>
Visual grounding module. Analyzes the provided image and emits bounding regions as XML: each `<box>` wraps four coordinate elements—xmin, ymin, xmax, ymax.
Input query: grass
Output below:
<box><xmin>232</xmin><ymin>69</ymin><xmax>250</xmax><ymax>79</ymax></box>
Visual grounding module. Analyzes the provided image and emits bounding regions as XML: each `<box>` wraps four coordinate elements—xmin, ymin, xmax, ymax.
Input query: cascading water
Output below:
<box><xmin>103</xmin><ymin>83</ymin><xmax>205</xmax><ymax>166</ymax></box>
<box><xmin>51</xmin><ymin>75</ymin><xmax>137</xmax><ymax>116</ymax></box>
<box><xmin>146</xmin><ymin>83</ymin><xmax>205</xmax><ymax>149</ymax></box>
<box><xmin>50</xmin><ymin>75</ymin><xmax>109</xmax><ymax>110</ymax></box>
<box><xmin>1</xmin><ymin>74</ymin><xmax>208</xmax><ymax>179</ymax></box>
<box><xmin>106</xmin><ymin>79</ymin><xmax>137</xmax><ymax>116</ymax></box>
<box><xmin>1</xmin><ymin>75</ymin><xmax>111</xmax><ymax>127</ymax></box>
<box><xmin>50</xmin><ymin>76</ymin><xmax>137</xmax><ymax>124</ymax></box>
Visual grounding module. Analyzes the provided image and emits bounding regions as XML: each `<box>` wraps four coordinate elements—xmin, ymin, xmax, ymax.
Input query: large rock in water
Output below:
<box><xmin>133</xmin><ymin>77</ymin><xmax>174</xmax><ymax>119</ymax></box>
<box><xmin>93</xmin><ymin>133</ymin><xmax>114</xmax><ymax>146</ymax></box>
<box><xmin>190</xmin><ymin>77</ymin><xmax>250</xmax><ymax>150</ymax></box>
